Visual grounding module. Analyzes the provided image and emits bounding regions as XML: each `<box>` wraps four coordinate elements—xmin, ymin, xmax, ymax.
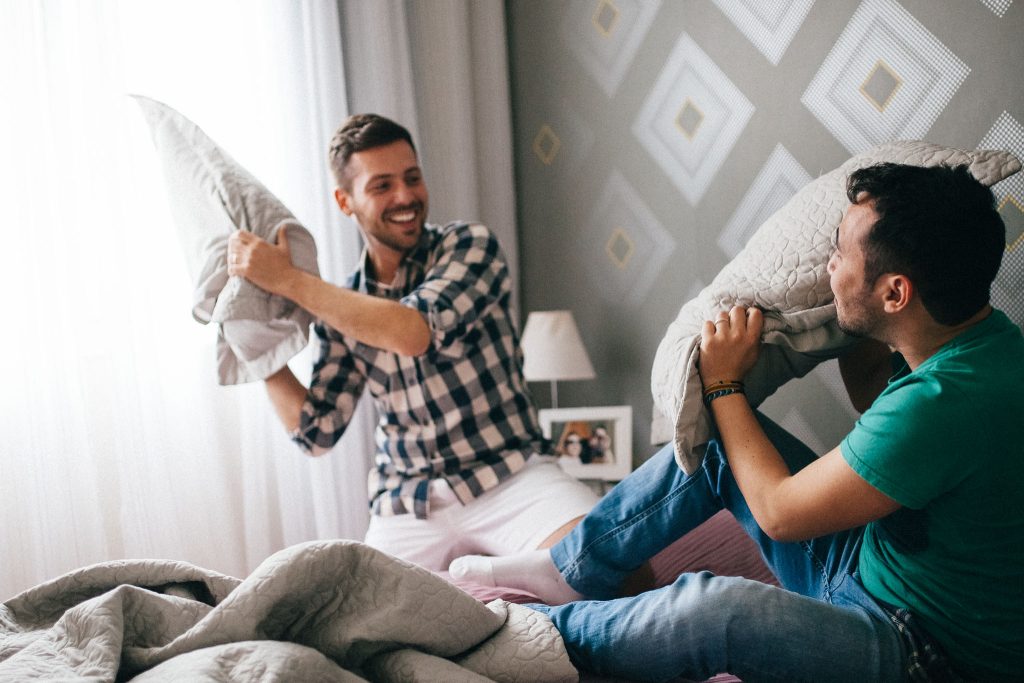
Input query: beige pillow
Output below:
<box><xmin>133</xmin><ymin>95</ymin><xmax>319</xmax><ymax>385</ymax></box>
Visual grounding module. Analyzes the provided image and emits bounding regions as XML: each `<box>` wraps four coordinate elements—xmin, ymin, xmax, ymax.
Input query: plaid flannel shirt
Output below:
<box><xmin>879</xmin><ymin>602</ymin><xmax>969</xmax><ymax>683</ymax></box>
<box><xmin>292</xmin><ymin>222</ymin><xmax>546</xmax><ymax>518</ymax></box>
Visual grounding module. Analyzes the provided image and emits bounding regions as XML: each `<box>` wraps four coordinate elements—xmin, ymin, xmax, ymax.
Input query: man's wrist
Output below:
<box><xmin>702</xmin><ymin>380</ymin><xmax>745</xmax><ymax>409</ymax></box>
<box><xmin>276</xmin><ymin>266</ymin><xmax>314</xmax><ymax>303</ymax></box>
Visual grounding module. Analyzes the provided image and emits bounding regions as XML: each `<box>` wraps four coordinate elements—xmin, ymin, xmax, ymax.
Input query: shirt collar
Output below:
<box><xmin>354</xmin><ymin>225</ymin><xmax>435</xmax><ymax>294</ymax></box>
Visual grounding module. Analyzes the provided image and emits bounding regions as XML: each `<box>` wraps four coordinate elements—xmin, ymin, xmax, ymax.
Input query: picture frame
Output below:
<box><xmin>538</xmin><ymin>405</ymin><xmax>632</xmax><ymax>481</ymax></box>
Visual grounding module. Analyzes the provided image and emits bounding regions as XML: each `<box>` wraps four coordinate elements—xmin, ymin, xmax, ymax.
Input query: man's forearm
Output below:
<box><xmin>708</xmin><ymin>394</ymin><xmax>793</xmax><ymax>538</ymax></box>
<box><xmin>264</xmin><ymin>365</ymin><xmax>307</xmax><ymax>433</ymax></box>
<box><xmin>276</xmin><ymin>270</ymin><xmax>430</xmax><ymax>356</ymax></box>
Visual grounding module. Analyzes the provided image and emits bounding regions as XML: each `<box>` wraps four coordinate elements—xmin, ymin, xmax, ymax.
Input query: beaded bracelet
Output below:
<box><xmin>702</xmin><ymin>380</ymin><xmax>744</xmax><ymax>394</ymax></box>
<box><xmin>702</xmin><ymin>381</ymin><xmax>745</xmax><ymax>409</ymax></box>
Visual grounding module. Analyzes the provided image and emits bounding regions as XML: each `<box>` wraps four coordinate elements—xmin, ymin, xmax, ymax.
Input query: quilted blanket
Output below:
<box><xmin>0</xmin><ymin>541</ymin><xmax>577</xmax><ymax>682</ymax></box>
<box><xmin>650</xmin><ymin>140</ymin><xmax>1022</xmax><ymax>474</ymax></box>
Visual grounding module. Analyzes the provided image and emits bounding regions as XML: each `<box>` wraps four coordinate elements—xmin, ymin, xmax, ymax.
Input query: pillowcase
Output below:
<box><xmin>133</xmin><ymin>95</ymin><xmax>319</xmax><ymax>385</ymax></box>
<box><xmin>650</xmin><ymin>140</ymin><xmax>1022</xmax><ymax>473</ymax></box>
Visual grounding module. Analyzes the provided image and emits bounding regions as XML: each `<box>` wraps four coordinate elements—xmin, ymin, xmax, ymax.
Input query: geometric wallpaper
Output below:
<box><xmin>983</xmin><ymin>111</ymin><xmax>1024</xmax><ymax>322</ymax></box>
<box><xmin>562</xmin><ymin>0</ymin><xmax>662</xmax><ymax>98</ymax></box>
<box><xmin>633</xmin><ymin>32</ymin><xmax>755</xmax><ymax>205</ymax></box>
<box><xmin>507</xmin><ymin>0</ymin><xmax>1024</xmax><ymax>462</ymax></box>
<box><xmin>709</xmin><ymin>0</ymin><xmax>815</xmax><ymax>66</ymax></box>
<box><xmin>802</xmin><ymin>0</ymin><xmax>970</xmax><ymax>154</ymax></box>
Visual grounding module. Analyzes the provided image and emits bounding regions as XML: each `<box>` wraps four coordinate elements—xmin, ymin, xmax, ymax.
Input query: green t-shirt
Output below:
<box><xmin>841</xmin><ymin>310</ymin><xmax>1024</xmax><ymax>680</ymax></box>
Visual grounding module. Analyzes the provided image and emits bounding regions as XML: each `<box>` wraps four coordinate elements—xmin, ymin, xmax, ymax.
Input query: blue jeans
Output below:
<box><xmin>531</xmin><ymin>414</ymin><xmax>906</xmax><ymax>683</ymax></box>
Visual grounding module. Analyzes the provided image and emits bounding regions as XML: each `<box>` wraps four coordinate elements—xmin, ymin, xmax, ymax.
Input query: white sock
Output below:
<box><xmin>448</xmin><ymin>549</ymin><xmax>584</xmax><ymax>605</ymax></box>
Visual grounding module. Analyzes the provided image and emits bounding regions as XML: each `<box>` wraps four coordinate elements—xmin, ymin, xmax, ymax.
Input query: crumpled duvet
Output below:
<box><xmin>651</xmin><ymin>140</ymin><xmax>1022</xmax><ymax>474</ymax></box>
<box><xmin>0</xmin><ymin>541</ymin><xmax>577</xmax><ymax>682</ymax></box>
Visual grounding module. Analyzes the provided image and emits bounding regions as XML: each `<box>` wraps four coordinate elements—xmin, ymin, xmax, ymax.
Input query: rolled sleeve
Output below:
<box><xmin>292</xmin><ymin>322</ymin><xmax>367</xmax><ymax>455</ymax></box>
<box><xmin>402</xmin><ymin>223</ymin><xmax>509</xmax><ymax>356</ymax></box>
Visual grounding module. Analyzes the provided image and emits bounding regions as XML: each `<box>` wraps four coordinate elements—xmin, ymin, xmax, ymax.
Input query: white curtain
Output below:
<box><xmin>0</xmin><ymin>0</ymin><xmax>376</xmax><ymax>598</ymax></box>
<box><xmin>339</xmin><ymin>0</ymin><xmax>522</xmax><ymax>308</ymax></box>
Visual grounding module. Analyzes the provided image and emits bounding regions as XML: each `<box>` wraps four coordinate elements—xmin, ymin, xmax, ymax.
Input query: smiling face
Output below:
<box><xmin>828</xmin><ymin>198</ymin><xmax>884</xmax><ymax>338</ymax></box>
<box><xmin>334</xmin><ymin>140</ymin><xmax>429</xmax><ymax>268</ymax></box>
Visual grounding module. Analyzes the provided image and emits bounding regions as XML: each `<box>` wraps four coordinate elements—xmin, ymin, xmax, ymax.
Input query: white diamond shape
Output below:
<box><xmin>633</xmin><ymin>32</ymin><xmax>754</xmax><ymax>205</ymax></box>
<box><xmin>718</xmin><ymin>144</ymin><xmax>812</xmax><ymax>257</ymax></box>
<box><xmin>563</xmin><ymin>0</ymin><xmax>661</xmax><ymax>97</ymax></box>
<box><xmin>583</xmin><ymin>171</ymin><xmax>679</xmax><ymax>305</ymax></box>
<box><xmin>979</xmin><ymin>112</ymin><xmax>1024</xmax><ymax>329</ymax></box>
<box><xmin>709</xmin><ymin>0</ymin><xmax>814</xmax><ymax>65</ymax></box>
<box><xmin>991</xmin><ymin>247</ymin><xmax>1024</xmax><ymax>328</ymax></box>
<box><xmin>979</xmin><ymin>111</ymin><xmax>1024</xmax><ymax>209</ymax></box>
<box><xmin>978</xmin><ymin>0</ymin><xmax>1013</xmax><ymax>17</ymax></box>
<box><xmin>801</xmin><ymin>0</ymin><xmax>969</xmax><ymax>154</ymax></box>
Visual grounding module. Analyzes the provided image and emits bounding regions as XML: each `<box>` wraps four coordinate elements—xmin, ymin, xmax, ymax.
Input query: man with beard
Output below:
<box><xmin>227</xmin><ymin>114</ymin><xmax>599</xmax><ymax>571</ymax></box>
<box><xmin>451</xmin><ymin>163</ymin><xmax>1024</xmax><ymax>681</ymax></box>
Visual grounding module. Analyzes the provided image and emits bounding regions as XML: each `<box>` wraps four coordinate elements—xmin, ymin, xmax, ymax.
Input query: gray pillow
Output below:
<box><xmin>133</xmin><ymin>95</ymin><xmax>319</xmax><ymax>385</ymax></box>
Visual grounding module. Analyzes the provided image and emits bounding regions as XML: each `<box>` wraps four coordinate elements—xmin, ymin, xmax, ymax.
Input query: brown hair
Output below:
<box><xmin>327</xmin><ymin>113</ymin><xmax>415</xmax><ymax>189</ymax></box>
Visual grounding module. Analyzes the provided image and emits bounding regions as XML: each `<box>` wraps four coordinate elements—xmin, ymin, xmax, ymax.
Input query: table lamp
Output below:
<box><xmin>520</xmin><ymin>310</ymin><xmax>596</xmax><ymax>408</ymax></box>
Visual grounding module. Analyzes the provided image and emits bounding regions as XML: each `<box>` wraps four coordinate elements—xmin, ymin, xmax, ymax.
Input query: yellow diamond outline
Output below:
<box><xmin>859</xmin><ymin>59</ymin><xmax>903</xmax><ymax>113</ymax></box>
<box><xmin>532</xmin><ymin>124</ymin><xmax>561</xmax><ymax>166</ymax></box>
<box><xmin>592</xmin><ymin>0</ymin><xmax>620</xmax><ymax>38</ymax></box>
<box><xmin>606</xmin><ymin>227</ymin><xmax>635</xmax><ymax>270</ymax></box>
<box><xmin>999</xmin><ymin>194</ymin><xmax>1024</xmax><ymax>251</ymax></box>
<box><xmin>674</xmin><ymin>98</ymin><xmax>705</xmax><ymax>141</ymax></box>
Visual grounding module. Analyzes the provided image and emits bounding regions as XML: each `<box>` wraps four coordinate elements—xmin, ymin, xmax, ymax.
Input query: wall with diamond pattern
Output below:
<box><xmin>507</xmin><ymin>0</ymin><xmax>1024</xmax><ymax>463</ymax></box>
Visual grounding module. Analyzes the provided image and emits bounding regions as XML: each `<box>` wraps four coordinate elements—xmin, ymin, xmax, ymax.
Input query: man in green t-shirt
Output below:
<box><xmin>451</xmin><ymin>163</ymin><xmax>1024</xmax><ymax>681</ymax></box>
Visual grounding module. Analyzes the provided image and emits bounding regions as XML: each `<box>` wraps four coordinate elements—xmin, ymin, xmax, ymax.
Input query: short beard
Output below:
<box><xmin>836</xmin><ymin>304</ymin><xmax>886</xmax><ymax>342</ymax></box>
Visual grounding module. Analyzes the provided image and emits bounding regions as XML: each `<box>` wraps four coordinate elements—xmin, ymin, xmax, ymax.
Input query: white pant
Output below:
<box><xmin>363</xmin><ymin>457</ymin><xmax>600</xmax><ymax>571</ymax></box>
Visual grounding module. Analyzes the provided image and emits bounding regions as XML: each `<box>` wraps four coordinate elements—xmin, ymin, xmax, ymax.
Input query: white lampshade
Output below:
<box><xmin>520</xmin><ymin>310</ymin><xmax>596</xmax><ymax>382</ymax></box>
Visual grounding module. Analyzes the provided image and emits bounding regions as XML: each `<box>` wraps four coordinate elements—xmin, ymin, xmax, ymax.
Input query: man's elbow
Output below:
<box><xmin>756</xmin><ymin>507</ymin><xmax>809</xmax><ymax>543</ymax></box>
<box><xmin>761</xmin><ymin>521</ymin><xmax>805</xmax><ymax>543</ymax></box>
<box><xmin>395</xmin><ymin>331</ymin><xmax>431</xmax><ymax>356</ymax></box>
<box><xmin>395</xmin><ymin>312</ymin><xmax>432</xmax><ymax>356</ymax></box>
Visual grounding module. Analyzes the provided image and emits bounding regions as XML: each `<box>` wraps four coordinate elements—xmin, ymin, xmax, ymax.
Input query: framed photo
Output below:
<box><xmin>538</xmin><ymin>405</ymin><xmax>632</xmax><ymax>481</ymax></box>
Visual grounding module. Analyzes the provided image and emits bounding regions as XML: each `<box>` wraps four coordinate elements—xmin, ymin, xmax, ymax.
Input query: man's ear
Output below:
<box><xmin>334</xmin><ymin>187</ymin><xmax>353</xmax><ymax>215</ymax></box>
<box><xmin>880</xmin><ymin>273</ymin><xmax>913</xmax><ymax>313</ymax></box>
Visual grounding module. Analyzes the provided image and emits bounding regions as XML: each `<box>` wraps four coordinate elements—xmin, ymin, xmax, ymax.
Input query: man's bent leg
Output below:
<box><xmin>447</xmin><ymin>460</ymin><xmax>599</xmax><ymax>602</ymax></box>
<box><xmin>362</xmin><ymin>479</ymin><xmax>463</xmax><ymax>571</ymax></box>
<box><xmin>460</xmin><ymin>459</ymin><xmax>600</xmax><ymax>555</ymax></box>
<box><xmin>552</xmin><ymin>441</ymin><xmax>723</xmax><ymax>598</ymax></box>
<box><xmin>536</xmin><ymin>514</ymin><xmax>585</xmax><ymax>549</ymax></box>
<box><xmin>704</xmin><ymin>413</ymin><xmax>866</xmax><ymax>597</ymax></box>
<box><xmin>556</xmin><ymin>412</ymin><xmax>860</xmax><ymax>600</ymax></box>
<box><xmin>533</xmin><ymin>573</ymin><xmax>905</xmax><ymax>683</ymax></box>
<box><xmin>457</xmin><ymin>413</ymin><xmax>857</xmax><ymax>602</ymax></box>
<box><xmin>453</xmin><ymin>441</ymin><xmax>724</xmax><ymax>600</ymax></box>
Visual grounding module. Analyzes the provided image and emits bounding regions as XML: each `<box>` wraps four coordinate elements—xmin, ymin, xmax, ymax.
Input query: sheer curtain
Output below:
<box><xmin>0</xmin><ymin>0</ymin><xmax>375</xmax><ymax>597</ymax></box>
<box><xmin>339</xmin><ymin>0</ymin><xmax>522</xmax><ymax>307</ymax></box>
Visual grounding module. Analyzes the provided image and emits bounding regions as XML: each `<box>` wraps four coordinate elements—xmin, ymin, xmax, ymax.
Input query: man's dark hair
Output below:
<box><xmin>845</xmin><ymin>162</ymin><xmax>1006</xmax><ymax>326</ymax></box>
<box><xmin>328</xmin><ymin>113</ymin><xmax>416</xmax><ymax>188</ymax></box>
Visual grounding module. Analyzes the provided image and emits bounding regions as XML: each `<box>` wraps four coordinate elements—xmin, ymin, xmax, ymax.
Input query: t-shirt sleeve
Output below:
<box><xmin>401</xmin><ymin>223</ymin><xmax>510</xmax><ymax>357</ymax></box>
<box><xmin>840</xmin><ymin>374</ymin><xmax>972</xmax><ymax>509</ymax></box>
